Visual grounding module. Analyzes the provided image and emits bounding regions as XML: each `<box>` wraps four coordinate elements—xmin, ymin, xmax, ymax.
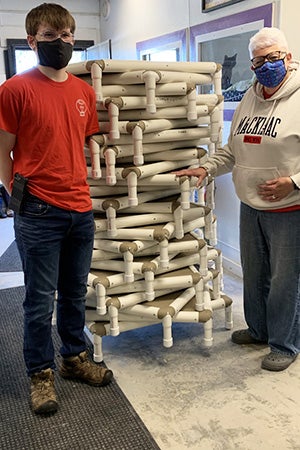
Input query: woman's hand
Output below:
<box><xmin>172</xmin><ymin>167</ymin><xmax>208</xmax><ymax>188</ymax></box>
<box><xmin>257</xmin><ymin>177</ymin><xmax>295</xmax><ymax>202</ymax></box>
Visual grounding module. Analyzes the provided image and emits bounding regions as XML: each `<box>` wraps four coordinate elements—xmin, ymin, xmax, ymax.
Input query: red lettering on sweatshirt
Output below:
<box><xmin>243</xmin><ymin>135</ymin><xmax>262</xmax><ymax>144</ymax></box>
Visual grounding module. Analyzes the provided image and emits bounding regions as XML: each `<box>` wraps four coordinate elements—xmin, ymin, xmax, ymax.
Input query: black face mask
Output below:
<box><xmin>37</xmin><ymin>39</ymin><xmax>73</xmax><ymax>70</ymax></box>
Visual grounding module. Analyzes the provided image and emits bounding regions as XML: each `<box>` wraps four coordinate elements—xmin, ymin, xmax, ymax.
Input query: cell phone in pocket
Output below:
<box><xmin>9</xmin><ymin>173</ymin><xmax>28</xmax><ymax>214</ymax></box>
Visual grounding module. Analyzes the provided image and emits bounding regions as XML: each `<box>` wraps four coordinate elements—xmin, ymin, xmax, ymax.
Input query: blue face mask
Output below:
<box><xmin>254</xmin><ymin>59</ymin><xmax>287</xmax><ymax>88</ymax></box>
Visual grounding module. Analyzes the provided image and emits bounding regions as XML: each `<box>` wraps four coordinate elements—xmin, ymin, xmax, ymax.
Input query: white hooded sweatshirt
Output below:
<box><xmin>204</xmin><ymin>61</ymin><xmax>300</xmax><ymax>210</ymax></box>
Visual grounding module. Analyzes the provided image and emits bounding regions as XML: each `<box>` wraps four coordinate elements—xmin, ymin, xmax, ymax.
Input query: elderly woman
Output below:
<box><xmin>174</xmin><ymin>27</ymin><xmax>300</xmax><ymax>372</ymax></box>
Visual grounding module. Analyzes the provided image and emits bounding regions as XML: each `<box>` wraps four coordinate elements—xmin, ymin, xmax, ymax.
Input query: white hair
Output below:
<box><xmin>248</xmin><ymin>27</ymin><xmax>289</xmax><ymax>57</ymax></box>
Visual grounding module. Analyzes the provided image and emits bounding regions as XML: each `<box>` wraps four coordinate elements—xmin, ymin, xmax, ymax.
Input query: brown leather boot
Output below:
<box><xmin>30</xmin><ymin>368</ymin><xmax>58</xmax><ymax>414</ymax></box>
<box><xmin>59</xmin><ymin>351</ymin><xmax>113</xmax><ymax>387</ymax></box>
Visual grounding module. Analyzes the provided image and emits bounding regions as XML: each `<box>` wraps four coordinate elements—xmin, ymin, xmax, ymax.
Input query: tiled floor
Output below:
<box><xmin>1</xmin><ymin>217</ymin><xmax>300</xmax><ymax>450</ymax></box>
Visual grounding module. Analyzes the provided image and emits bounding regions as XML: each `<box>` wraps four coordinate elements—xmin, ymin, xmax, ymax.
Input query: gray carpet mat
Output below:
<box><xmin>0</xmin><ymin>286</ymin><xmax>160</xmax><ymax>450</ymax></box>
<box><xmin>0</xmin><ymin>240</ymin><xmax>22</xmax><ymax>272</ymax></box>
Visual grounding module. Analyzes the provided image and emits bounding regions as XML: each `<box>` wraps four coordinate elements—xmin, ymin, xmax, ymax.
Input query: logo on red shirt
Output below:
<box><xmin>76</xmin><ymin>99</ymin><xmax>87</xmax><ymax>117</ymax></box>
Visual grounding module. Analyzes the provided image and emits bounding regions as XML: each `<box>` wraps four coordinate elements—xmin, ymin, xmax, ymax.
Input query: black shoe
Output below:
<box><xmin>231</xmin><ymin>329</ymin><xmax>267</xmax><ymax>345</ymax></box>
<box><xmin>261</xmin><ymin>352</ymin><xmax>298</xmax><ymax>371</ymax></box>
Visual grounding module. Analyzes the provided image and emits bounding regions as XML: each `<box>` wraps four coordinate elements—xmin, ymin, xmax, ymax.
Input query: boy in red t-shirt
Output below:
<box><xmin>0</xmin><ymin>3</ymin><xmax>113</xmax><ymax>415</ymax></box>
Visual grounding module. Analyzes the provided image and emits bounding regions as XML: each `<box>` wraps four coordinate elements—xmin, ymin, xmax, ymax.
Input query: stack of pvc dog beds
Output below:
<box><xmin>68</xmin><ymin>59</ymin><xmax>233</xmax><ymax>361</ymax></box>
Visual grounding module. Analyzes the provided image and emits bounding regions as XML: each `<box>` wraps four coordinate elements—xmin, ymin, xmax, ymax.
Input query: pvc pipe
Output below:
<box><xmin>88</xmin><ymin>309</ymin><xmax>207</xmax><ymax>325</ymax></box>
<box><xmin>91</xmin><ymin>262</ymin><xmax>159</xmax><ymax>299</ymax></box>
<box><xmin>126</xmin><ymin>171</ymin><xmax>138</xmax><ymax>206</ymax></box>
<box><xmin>107</xmin><ymin>272</ymin><xmax>198</xmax><ymax>296</ymax></box>
<box><xmin>109</xmin><ymin>304</ymin><xmax>120</xmax><ymax>336</ymax></box>
<box><xmin>103</xmin><ymin>147</ymin><xmax>117</xmax><ymax>185</ymax></box>
<box><xmin>88</xmin><ymin>59</ymin><xmax>219</xmax><ymax>74</ymax></box>
<box><xmin>67</xmin><ymin>60</ymin><xmax>91</xmax><ymax>74</ymax></box>
<box><xmin>100</xmin><ymin>95</ymin><xmax>211</xmax><ymax>112</ymax></box>
<box><xmin>187</xmin><ymin>87</ymin><xmax>197</xmax><ymax>121</ymax></box>
<box><xmin>193</xmin><ymin>273</ymin><xmax>213</xmax><ymax>311</ymax></box>
<box><xmin>94</xmin><ymin>238</ymin><xmax>153</xmax><ymax>253</ymax></box>
<box><xmin>203</xmin><ymin>317</ymin><xmax>213</xmax><ymax>347</ymax></box>
<box><xmin>92</xmin><ymin>332</ymin><xmax>103</xmax><ymax>362</ymax></box>
<box><xmin>167</xmin><ymin>235</ymin><xmax>206</xmax><ymax>253</ymax></box>
<box><xmin>89</xmin><ymin>138</ymin><xmax>101</xmax><ymax>179</ymax></box>
<box><xmin>205</xmin><ymin>181</ymin><xmax>215</xmax><ymax>211</ymax></box>
<box><xmin>141</xmin><ymin>70</ymin><xmax>160</xmax><ymax>113</ymax></box>
<box><xmin>106</xmin><ymin>101</ymin><xmax>120</xmax><ymax>139</ymax></box>
<box><xmin>101</xmin><ymin>117</ymin><xmax>210</xmax><ymax>136</ymax></box>
<box><xmin>210</xmin><ymin>217</ymin><xmax>218</xmax><ymax>247</ymax></box>
<box><xmin>118</xmin><ymin>159</ymin><xmax>198</xmax><ymax>181</ymax></box>
<box><xmin>96</xmin><ymin>283</ymin><xmax>107</xmax><ymax>315</ymax></box>
<box><xmin>139</xmin><ymin>127</ymin><xmax>210</xmax><ymax>144</ymax></box>
<box><xmin>199</xmin><ymin>242</ymin><xmax>208</xmax><ymax>276</ymax></box>
<box><xmin>210</xmin><ymin>106</ymin><xmax>221</xmax><ymax>143</ymax></box>
<box><xmin>92</xmin><ymin>189</ymin><xmax>178</xmax><ymax>213</ymax></box>
<box><xmin>132</xmin><ymin>124</ymin><xmax>144</xmax><ymax>165</ymax></box>
<box><xmin>95</xmin><ymin>141</ymin><xmax>203</xmax><ymax>161</ymax></box>
<box><xmin>144</xmin><ymin>270</ymin><xmax>155</xmax><ymax>301</ymax></box>
<box><xmin>101</xmin><ymin>82</ymin><xmax>187</xmax><ymax>97</ymax></box>
<box><xmin>117</xmin><ymin>290</ymin><xmax>172</xmax><ymax>310</ymax></box>
<box><xmin>213</xmin><ymin>67</ymin><xmax>222</xmax><ymax>95</ymax></box>
<box><xmin>173</xmin><ymin>203</ymin><xmax>184</xmax><ymax>239</ymax></box>
<box><xmin>163</xmin><ymin>314</ymin><xmax>173</xmax><ymax>348</ymax></box>
<box><xmin>212</xmin><ymin>271</ymin><xmax>221</xmax><ymax>300</ymax></box>
<box><xmin>225</xmin><ymin>303</ymin><xmax>233</xmax><ymax>329</ymax></box>
<box><xmin>180</xmin><ymin>176</ymin><xmax>191</xmax><ymax>210</ymax></box>
<box><xmin>114</xmin><ymin>105</ymin><xmax>210</xmax><ymax>121</ymax></box>
<box><xmin>102</xmin><ymin>70</ymin><xmax>213</xmax><ymax>86</ymax></box>
<box><xmin>169</xmin><ymin>287</ymin><xmax>195</xmax><ymax>314</ymax></box>
<box><xmin>182</xmin><ymin>217</ymin><xmax>207</xmax><ymax>236</ymax></box>
<box><xmin>94</xmin><ymin>213</ymin><xmax>179</xmax><ymax>232</ymax></box>
<box><xmin>91</xmin><ymin>62</ymin><xmax>103</xmax><ymax>101</ymax></box>
<box><xmin>122</xmin><ymin>200</ymin><xmax>174</xmax><ymax>214</ymax></box>
<box><xmin>94</xmin><ymin>226</ymin><xmax>160</xmax><ymax>241</ymax></box>
<box><xmin>124</xmin><ymin>250</ymin><xmax>134</xmax><ymax>283</ymax></box>
<box><xmin>138</xmin><ymin>148</ymin><xmax>207</xmax><ymax>165</ymax></box>
<box><xmin>106</xmin><ymin>206</ymin><xmax>117</xmax><ymax>237</ymax></box>
<box><xmin>159</xmin><ymin>238</ymin><xmax>169</xmax><ymax>268</ymax></box>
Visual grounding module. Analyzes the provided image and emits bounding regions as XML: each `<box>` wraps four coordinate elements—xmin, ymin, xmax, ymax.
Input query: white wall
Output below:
<box><xmin>99</xmin><ymin>0</ymin><xmax>277</xmax><ymax>58</ymax></box>
<box><xmin>279</xmin><ymin>0</ymin><xmax>300</xmax><ymax>59</ymax></box>
<box><xmin>0</xmin><ymin>0</ymin><xmax>101</xmax><ymax>83</ymax></box>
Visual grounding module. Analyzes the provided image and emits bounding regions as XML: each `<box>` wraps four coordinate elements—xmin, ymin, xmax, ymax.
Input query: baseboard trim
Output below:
<box><xmin>222</xmin><ymin>256</ymin><xmax>243</xmax><ymax>278</ymax></box>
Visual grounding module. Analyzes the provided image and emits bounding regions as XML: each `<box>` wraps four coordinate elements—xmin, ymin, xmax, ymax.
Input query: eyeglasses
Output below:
<box><xmin>251</xmin><ymin>51</ymin><xmax>287</xmax><ymax>69</ymax></box>
<box><xmin>36</xmin><ymin>30</ymin><xmax>75</xmax><ymax>43</ymax></box>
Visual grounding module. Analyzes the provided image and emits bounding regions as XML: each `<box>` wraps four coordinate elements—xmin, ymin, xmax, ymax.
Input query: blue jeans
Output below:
<box><xmin>14</xmin><ymin>194</ymin><xmax>94</xmax><ymax>376</ymax></box>
<box><xmin>240</xmin><ymin>203</ymin><xmax>300</xmax><ymax>356</ymax></box>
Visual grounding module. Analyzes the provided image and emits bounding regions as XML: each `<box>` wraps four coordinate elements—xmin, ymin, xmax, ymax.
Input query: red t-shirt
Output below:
<box><xmin>0</xmin><ymin>68</ymin><xmax>99</xmax><ymax>212</ymax></box>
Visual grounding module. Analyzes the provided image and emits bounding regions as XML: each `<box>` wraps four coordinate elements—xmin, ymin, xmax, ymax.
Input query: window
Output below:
<box><xmin>136</xmin><ymin>29</ymin><xmax>187</xmax><ymax>62</ymax></box>
<box><xmin>86</xmin><ymin>39</ymin><xmax>112</xmax><ymax>60</ymax></box>
<box><xmin>196</xmin><ymin>26</ymin><xmax>257</xmax><ymax>100</ymax></box>
<box><xmin>190</xmin><ymin>4</ymin><xmax>273</xmax><ymax>120</ymax></box>
<box><xmin>141</xmin><ymin>48</ymin><xmax>179</xmax><ymax>62</ymax></box>
<box><xmin>4</xmin><ymin>39</ymin><xmax>94</xmax><ymax>78</ymax></box>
